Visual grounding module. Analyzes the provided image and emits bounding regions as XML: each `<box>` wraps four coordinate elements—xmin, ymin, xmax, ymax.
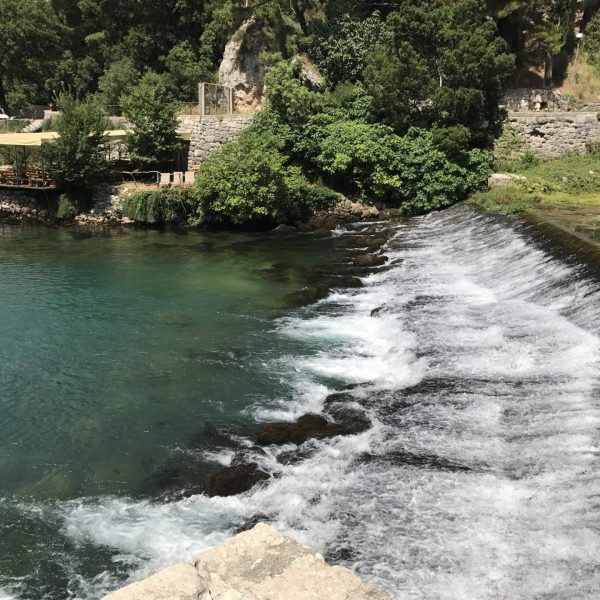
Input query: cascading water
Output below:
<box><xmin>2</xmin><ymin>204</ymin><xmax>600</xmax><ymax>599</ymax></box>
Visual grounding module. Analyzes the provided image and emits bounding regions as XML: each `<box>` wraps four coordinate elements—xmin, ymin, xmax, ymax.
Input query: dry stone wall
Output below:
<box><xmin>506</xmin><ymin>112</ymin><xmax>600</xmax><ymax>159</ymax></box>
<box><xmin>188</xmin><ymin>114</ymin><xmax>254</xmax><ymax>169</ymax></box>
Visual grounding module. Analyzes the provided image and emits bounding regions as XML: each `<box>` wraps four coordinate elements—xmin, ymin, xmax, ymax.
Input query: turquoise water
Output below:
<box><xmin>3</xmin><ymin>209</ymin><xmax>600</xmax><ymax>600</ymax></box>
<box><xmin>0</xmin><ymin>224</ymin><xmax>338</xmax><ymax>598</ymax></box>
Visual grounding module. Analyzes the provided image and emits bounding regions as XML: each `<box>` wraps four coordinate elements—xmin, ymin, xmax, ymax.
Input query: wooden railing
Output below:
<box><xmin>0</xmin><ymin>167</ymin><xmax>58</xmax><ymax>189</ymax></box>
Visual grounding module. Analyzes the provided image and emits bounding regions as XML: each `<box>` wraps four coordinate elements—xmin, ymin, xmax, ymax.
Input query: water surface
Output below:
<box><xmin>2</xmin><ymin>207</ymin><xmax>600</xmax><ymax>600</ymax></box>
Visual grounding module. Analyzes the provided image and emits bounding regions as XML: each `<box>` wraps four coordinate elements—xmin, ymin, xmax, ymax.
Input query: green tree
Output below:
<box><xmin>120</xmin><ymin>71</ymin><xmax>181</xmax><ymax>167</ymax></box>
<box><xmin>0</xmin><ymin>0</ymin><xmax>63</xmax><ymax>113</ymax></box>
<box><xmin>46</xmin><ymin>93</ymin><xmax>109</xmax><ymax>189</ymax></box>
<box><xmin>309</xmin><ymin>12</ymin><xmax>393</xmax><ymax>87</ymax></box>
<box><xmin>363</xmin><ymin>0</ymin><xmax>514</xmax><ymax>145</ymax></box>
<box><xmin>98</xmin><ymin>57</ymin><xmax>141</xmax><ymax>112</ymax></box>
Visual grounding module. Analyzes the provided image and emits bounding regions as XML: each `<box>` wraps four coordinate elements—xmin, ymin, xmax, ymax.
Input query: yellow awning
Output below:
<box><xmin>0</xmin><ymin>130</ymin><xmax>129</xmax><ymax>147</ymax></box>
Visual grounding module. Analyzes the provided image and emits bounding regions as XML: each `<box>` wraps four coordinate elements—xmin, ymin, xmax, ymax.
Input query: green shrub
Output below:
<box><xmin>519</xmin><ymin>151</ymin><xmax>540</xmax><ymax>169</ymax></box>
<box><xmin>192</xmin><ymin>131</ymin><xmax>314</xmax><ymax>226</ymax></box>
<box><xmin>56</xmin><ymin>193</ymin><xmax>79</xmax><ymax>220</ymax></box>
<box><xmin>121</xmin><ymin>189</ymin><xmax>193</xmax><ymax>225</ymax></box>
<box><xmin>316</xmin><ymin>122</ymin><xmax>489</xmax><ymax>213</ymax></box>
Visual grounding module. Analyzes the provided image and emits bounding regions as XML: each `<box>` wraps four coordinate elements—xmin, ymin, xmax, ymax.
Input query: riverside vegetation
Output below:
<box><xmin>3</xmin><ymin>0</ymin><xmax>600</xmax><ymax>226</ymax></box>
<box><xmin>4</xmin><ymin>0</ymin><xmax>592</xmax><ymax>228</ymax></box>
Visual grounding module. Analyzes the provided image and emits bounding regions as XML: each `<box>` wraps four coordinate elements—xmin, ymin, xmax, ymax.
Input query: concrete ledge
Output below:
<box><xmin>103</xmin><ymin>523</ymin><xmax>393</xmax><ymax>600</ymax></box>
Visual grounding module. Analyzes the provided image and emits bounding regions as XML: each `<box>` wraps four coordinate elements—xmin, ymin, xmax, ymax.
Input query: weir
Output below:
<box><xmin>1</xmin><ymin>205</ymin><xmax>600</xmax><ymax>599</ymax></box>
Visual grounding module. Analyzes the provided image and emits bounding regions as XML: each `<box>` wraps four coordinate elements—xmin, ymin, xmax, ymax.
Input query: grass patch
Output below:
<box><xmin>558</xmin><ymin>53</ymin><xmax>600</xmax><ymax>103</ymax></box>
<box><xmin>470</xmin><ymin>186</ymin><xmax>533</xmax><ymax>215</ymax></box>
<box><xmin>471</xmin><ymin>153</ymin><xmax>600</xmax><ymax>215</ymax></box>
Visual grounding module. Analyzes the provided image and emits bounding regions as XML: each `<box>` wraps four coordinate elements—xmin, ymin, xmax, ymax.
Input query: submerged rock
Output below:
<box><xmin>284</xmin><ymin>284</ymin><xmax>331</xmax><ymax>306</ymax></box>
<box><xmin>208</xmin><ymin>462</ymin><xmax>269</xmax><ymax>497</ymax></box>
<box><xmin>272</xmin><ymin>223</ymin><xmax>297</xmax><ymax>234</ymax></box>
<box><xmin>257</xmin><ymin>411</ymin><xmax>370</xmax><ymax>446</ymax></box>
<box><xmin>353</xmin><ymin>254</ymin><xmax>388</xmax><ymax>268</ymax></box>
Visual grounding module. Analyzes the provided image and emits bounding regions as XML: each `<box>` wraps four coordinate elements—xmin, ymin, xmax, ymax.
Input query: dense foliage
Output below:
<box><xmin>120</xmin><ymin>72</ymin><xmax>181</xmax><ymax>167</ymax></box>
<box><xmin>121</xmin><ymin>189</ymin><xmax>193</xmax><ymax>224</ymax></box>
<box><xmin>3</xmin><ymin>0</ymin><xmax>597</xmax><ymax>225</ymax></box>
<box><xmin>46</xmin><ymin>94</ymin><xmax>109</xmax><ymax>189</ymax></box>
<box><xmin>192</xmin><ymin>131</ymin><xmax>317</xmax><ymax>226</ymax></box>
<box><xmin>0</xmin><ymin>0</ymin><xmax>590</xmax><ymax>115</ymax></box>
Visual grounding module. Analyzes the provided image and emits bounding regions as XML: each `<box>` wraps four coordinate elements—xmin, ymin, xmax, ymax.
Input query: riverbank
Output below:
<box><xmin>0</xmin><ymin>185</ymin><xmax>393</xmax><ymax>232</ymax></box>
<box><xmin>470</xmin><ymin>153</ymin><xmax>600</xmax><ymax>249</ymax></box>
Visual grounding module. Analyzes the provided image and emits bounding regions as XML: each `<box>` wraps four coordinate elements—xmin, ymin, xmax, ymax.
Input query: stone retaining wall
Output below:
<box><xmin>188</xmin><ymin>114</ymin><xmax>254</xmax><ymax>169</ymax></box>
<box><xmin>0</xmin><ymin>189</ymin><xmax>49</xmax><ymax>222</ymax></box>
<box><xmin>506</xmin><ymin>112</ymin><xmax>600</xmax><ymax>159</ymax></box>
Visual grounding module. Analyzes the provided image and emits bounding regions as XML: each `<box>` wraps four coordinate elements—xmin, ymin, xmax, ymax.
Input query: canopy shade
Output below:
<box><xmin>0</xmin><ymin>130</ymin><xmax>129</xmax><ymax>147</ymax></box>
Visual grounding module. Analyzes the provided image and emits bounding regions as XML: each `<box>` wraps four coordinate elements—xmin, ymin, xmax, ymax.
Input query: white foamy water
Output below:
<box><xmin>28</xmin><ymin>205</ymin><xmax>600</xmax><ymax>598</ymax></box>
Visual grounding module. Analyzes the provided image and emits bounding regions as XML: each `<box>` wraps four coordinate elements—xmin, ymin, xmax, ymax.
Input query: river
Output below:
<box><xmin>1</xmin><ymin>204</ymin><xmax>599</xmax><ymax>599</ymax></box>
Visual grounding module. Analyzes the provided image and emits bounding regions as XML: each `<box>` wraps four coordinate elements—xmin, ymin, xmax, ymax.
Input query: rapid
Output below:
<box><xmin>2</xmin><ymin>204</ymin><xmax>600</xmax><ymax>599</ymax></box>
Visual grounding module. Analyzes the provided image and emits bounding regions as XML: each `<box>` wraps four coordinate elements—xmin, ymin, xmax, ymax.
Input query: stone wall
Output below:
<box><xmin>506</xmin><ymin>112</ymin><xmax>600</xmax><ymax>159</ymax></box>
<box><xmin>103</xmin><ymin>523</ymin><xmax>393</xmax><ymax>600</ymax></box>
<box><xmin>188</xmin><ymin>114</ymin><xmax>254</xmax><ymax>169</ymax></box>
<box><xmin>503</xmin><ymin>88</ymin><xmax>572</xmax><ymax>112</ymax></box>
<box><xmin>0</xmin><ymin>189</ymin><xmax>49</xmax><ymax>222</ymax></box>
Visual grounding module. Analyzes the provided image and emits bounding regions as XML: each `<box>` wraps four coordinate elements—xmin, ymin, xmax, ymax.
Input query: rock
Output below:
<box><xmin>338</xmin><ymin>275</ymin><xmax>363</xmax><ymax>288</ymax></box>
<box><xmin>352</xmin><ymin>254</ymin><xmax>388</xmax><ymax>268</ymax></box>
<box><xmin>219</xmin><ymin>19</ymin><xmax>268</xmax><ymax>113</ymax></box>
<box><xmin>103</xmin><ymin>563</ymin><xmax>205</xmax><ymax>600</ymax></box>
<box><xmin>292</xmin><ymin>55</ymin><xmax>326</xmax><ymax>91</ymax></box>
<box><xmin>208</xmin><ymin>462</ymin><xmax>269</xmax><ymax>497</ymax></box>
<box><xmin>487</xmin><ymin>173</ymin><xmax>527</xmax><ymax>189</ymax></box>
<box><xmin>191</xmin><ymin>523</ymin><xmax>394</xmax><ymax>600</ymax></box>
<box><xmin>256</xmin><ymin>412</ymin><xmax>370</xmax><ymax>446</ymax></box>
<box><xmin>323</xmin><ymin>392</ymin><xmax>357</xmax><ymax>407</ymax></box>
<box><xmin>284</xmin><ymin>284</ymin><xmax>331</xmax><ymax>307</ymax></box>
<box><xmin>272</xmin><ymin>224</ymin><xmax>297</xmax><ymax>234</ymax></box>
<box><xmin>102</xmin><ymin>524</ymin><xmax>393</xmax><ymax>600</ymax></box>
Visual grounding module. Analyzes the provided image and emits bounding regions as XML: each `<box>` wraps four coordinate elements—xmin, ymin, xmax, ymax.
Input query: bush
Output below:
<box><xmin>121</xmin><ymin>189</ymin><xmax>193</xmax><ymax>225</ymax></box>
<box><xmin>316</xmin><ymin>122</ymin><xmax>488</xmax><ymax>213</ymax></box>
<box><xmin>192</xmin><ymin>131</ymin><xmax>314</xmax><ymax>226</ymax></box>
<box><xmin>56</xmin><ymin>193</ymin><xmax>79</xmax><ymax>220</ymax></box>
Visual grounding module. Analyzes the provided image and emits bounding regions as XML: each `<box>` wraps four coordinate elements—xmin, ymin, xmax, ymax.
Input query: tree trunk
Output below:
<box><xmin>0</xmin><ymin>76</ymin><xmax>9</xmax><ymax>114</ymax></box>
<box><xmin>544</xmin><ymin>51</ymin><xmax>553</xmax><ymax>86</ymax></box>
<box><xmin>290</xmin><ymin>0</ymin><xmax>308</xmax><ymax>34</ymax></box>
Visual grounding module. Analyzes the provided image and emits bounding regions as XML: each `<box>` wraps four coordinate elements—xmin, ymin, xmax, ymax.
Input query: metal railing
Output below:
<box><xmin>199</xmin><ymin>83</ymin><xmax>234</xmax><ymax>116</ymax></box>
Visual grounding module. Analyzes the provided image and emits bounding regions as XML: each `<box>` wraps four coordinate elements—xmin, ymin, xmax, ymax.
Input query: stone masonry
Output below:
<box><xmin>506</xmin><ymin>112</ymin><xmax>600</xmax><ymax>159</ymax></box>
<box><xmin>188</xmin><ymin>114</ymin><xmax>254</xmax><ymax>169</ymax></box>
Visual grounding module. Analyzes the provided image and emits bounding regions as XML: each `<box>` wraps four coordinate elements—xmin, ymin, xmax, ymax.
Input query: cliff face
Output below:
<box><xmin>103</xmin><ymin>523</ymin><xmax>393</xmax><ymax>600</ymax></box>
<box><xmin>218</xmin><ymin>19</ymin><xmax>268</xmax><ymax>113</ymax></box>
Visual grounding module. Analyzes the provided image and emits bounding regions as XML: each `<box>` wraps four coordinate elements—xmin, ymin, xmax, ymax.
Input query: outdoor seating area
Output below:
<box><xmin>159</xmin><ymin>171</ymin><xmax>195</xmax><ymax>187</ymax></box>
<box><xmin>0</xmin><ymin>166</ymin><xmax>58</xmax><ymax>189</ymax></box>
